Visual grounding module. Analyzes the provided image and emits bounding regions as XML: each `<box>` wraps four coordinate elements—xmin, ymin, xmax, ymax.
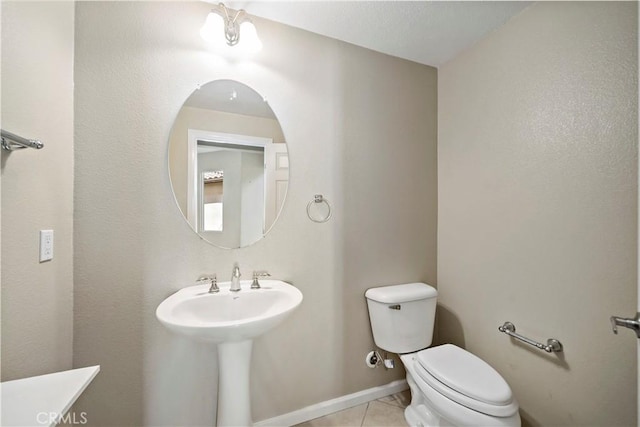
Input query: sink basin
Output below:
<box><xmin>156</xmin><ymin>279</ymin><xmax>303</xmax><ymax>343</ymax></box>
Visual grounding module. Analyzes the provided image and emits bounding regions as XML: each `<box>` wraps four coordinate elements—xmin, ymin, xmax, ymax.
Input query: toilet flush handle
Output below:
<box><xmin>389</xmin><ymin>304</ymin><xmax>401</xmax><ymax>310</ymax></box>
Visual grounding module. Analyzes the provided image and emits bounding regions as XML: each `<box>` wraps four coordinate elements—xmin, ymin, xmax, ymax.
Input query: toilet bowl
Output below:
<box><xmin>401</xmin><ymin>347</ymin><xmax>520</xmax><ymax>426</ymax></box>
<box><xmin>365</xmin><ymin>283</ymin><xmax>520</xmax><ymax>427</ymax></box>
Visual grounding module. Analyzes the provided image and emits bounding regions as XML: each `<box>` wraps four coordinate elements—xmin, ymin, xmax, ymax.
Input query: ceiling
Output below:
<box><xmin>225</xmin><ymin>1</ymin><xmax>532</xmax><ymax>67</ymax></box>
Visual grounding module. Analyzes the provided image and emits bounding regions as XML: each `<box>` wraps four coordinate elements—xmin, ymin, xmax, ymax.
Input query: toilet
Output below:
<box><xmin>365</xmin><ymin>283</ymin><xmax>521</xmax><ymax>427</ymax></box>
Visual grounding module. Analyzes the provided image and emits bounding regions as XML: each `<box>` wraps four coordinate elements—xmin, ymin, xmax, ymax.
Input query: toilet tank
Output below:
<box><xmin>365</xmin><ymin>283</ymin><xmax>437</xmax><ymax>354</ymax></box>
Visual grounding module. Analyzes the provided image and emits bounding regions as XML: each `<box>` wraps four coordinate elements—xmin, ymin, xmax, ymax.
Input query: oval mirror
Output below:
<box><xmin>168</xmin><ymin>80</ymin><xmax>289</xmax><ymax>249</ymax></box>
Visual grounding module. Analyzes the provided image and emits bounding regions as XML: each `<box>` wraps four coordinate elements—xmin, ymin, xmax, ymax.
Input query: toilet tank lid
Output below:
<box><xmin>365</xmin><ymin>283</ymin><xmax>437</xmax><ymax>304</ymax></box>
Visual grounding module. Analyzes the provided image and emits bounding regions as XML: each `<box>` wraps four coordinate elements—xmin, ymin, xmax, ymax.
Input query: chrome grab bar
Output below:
<box><xmin>498</xmin><ymin>321</ymin><xmax>563</xmax><ymax>353</ymax></box>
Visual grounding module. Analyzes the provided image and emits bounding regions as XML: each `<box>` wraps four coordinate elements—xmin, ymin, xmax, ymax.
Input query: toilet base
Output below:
<box><xmin>405</xmin><ymin>403</ymin><xmax>454</xmax><ymax>427</ymax></box>
<box><xmin>400</xmin><ymin>354</ymin><xmax>521</xmax><ymax>427</ymax></box>
<box><xmin>404</xmin><ymin>369</ymin><xmax>453</xmax><ymax>427</ymax></box>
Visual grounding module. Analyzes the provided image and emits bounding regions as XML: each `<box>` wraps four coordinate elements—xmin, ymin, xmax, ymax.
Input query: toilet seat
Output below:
<box><xmin>414</xmin><ymin>345</ymin><xmax>519</xmax><ymax>418</ymax></box>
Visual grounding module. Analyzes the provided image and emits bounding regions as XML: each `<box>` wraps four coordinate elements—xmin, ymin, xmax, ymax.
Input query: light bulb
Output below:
<box><xmin>200</xmin><ymin>11</ymin><xmax>225</xmax><ymax>44</ymax></box>
<box><xmin>238</xmin><ymin>21</ymin><xmax>262</xmax><ymax>53</ymax></box>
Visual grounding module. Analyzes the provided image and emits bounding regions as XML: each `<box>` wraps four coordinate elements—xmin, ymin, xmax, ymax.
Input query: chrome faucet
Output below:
<box><xmin>230</xmin><ymin>263</ymin><xmax>241</xmax><ymax>292</ymax></box>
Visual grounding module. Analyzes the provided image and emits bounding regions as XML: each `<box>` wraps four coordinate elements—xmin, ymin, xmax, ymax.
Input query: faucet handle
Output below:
<box><xmin>196</xmin><ymin>274</ymin><xmax>219</xmax><ymax>293</ymax></box>
<box><xmin>196</xmin><ymin>275</ymin><xmax>212</xmax><ymax>285</ymax></box>
<box><xmin>208</xmin><ymin>273</ymin><xmax>219</xmax><ymax>293</ymax></box>
<box><xmin>251</xmin><ymin>271</ymin><xmax>271</xmax><ymax>289</ymax></box>
<box><xmin>253</xmin><ymin>270</ymin><xmax>270</xmax><ymax>278</ymax></box>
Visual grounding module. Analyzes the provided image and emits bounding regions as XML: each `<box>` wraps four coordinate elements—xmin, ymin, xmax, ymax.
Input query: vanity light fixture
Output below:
<box><xmin>200</xmin><ymin>3</ymin><xmax>262</xmax><ymax>53</ymax></box>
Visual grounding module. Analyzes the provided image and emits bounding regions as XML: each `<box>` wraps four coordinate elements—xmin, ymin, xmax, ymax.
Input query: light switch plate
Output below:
<box><xmin>40</xmin><ymin>230</ymin><xmax>54</xmax><ymax>262</ymax></box>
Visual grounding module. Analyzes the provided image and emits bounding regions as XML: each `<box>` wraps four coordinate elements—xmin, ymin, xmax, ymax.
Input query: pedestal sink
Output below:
<box><xmin>156</xmin><ymin>279</ymin><xmax>303</xmax><ymax>426</ymax></box>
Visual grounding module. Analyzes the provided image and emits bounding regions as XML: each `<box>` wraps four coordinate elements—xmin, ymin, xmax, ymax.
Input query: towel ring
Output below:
<box><xmin>307</xmin><ymin>194</ymin><xmax>332</xmax><ymax>223</ymax></box>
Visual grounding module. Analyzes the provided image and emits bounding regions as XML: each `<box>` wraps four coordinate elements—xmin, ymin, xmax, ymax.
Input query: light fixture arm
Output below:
<box><xmin>214</xmin><ymin>2</ymin><xmax>251</xmax><ymax>47</ymax></box>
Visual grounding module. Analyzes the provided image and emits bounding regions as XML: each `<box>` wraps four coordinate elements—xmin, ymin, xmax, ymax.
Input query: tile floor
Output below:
<box><xmin>293</xmin><ymin>391</ymin><xmax>410</xmax><ymax>427</ymax></box>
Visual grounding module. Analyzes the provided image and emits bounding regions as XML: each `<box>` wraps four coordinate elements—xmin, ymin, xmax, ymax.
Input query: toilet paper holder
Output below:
<box><xmin>498</xmin><ymin>321</ymin><xmax>563</xmax><ymax>353</ymax></box>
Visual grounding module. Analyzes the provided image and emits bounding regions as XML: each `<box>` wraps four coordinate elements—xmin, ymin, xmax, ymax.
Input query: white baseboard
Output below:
<box><xmin>254</xmin><ymin>379</ymin><xmax>409</xmax><ymax>427</ymax></box>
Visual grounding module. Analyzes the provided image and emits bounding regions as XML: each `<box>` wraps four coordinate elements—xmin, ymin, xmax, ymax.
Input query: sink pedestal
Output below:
<box><xmin>217</xmin><ymin>340</ymin><xmax>253</xmax><ymax>427</ymax></box>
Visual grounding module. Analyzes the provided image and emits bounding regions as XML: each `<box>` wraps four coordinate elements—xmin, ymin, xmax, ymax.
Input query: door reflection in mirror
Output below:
<box><xmin>197</xmin><ymin>136</ymin><xmax>266</xmax><ymax>245</ymax></box>
<box><xmin>194</xmin><ymin>133</ymin><xmax>271</xmax><ymax>247</ymax></box>
<box><xmin>202</xmin><ymin>170</ymin><xmax>224</xmax><ymax>231</ymax></box>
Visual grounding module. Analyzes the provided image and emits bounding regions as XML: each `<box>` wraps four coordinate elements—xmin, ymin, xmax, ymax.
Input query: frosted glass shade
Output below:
<box><xmin>238</xmin><ymin>21</ymin><xmax>262</xmax><ymax>53</ymax></box>
<box><xmin>200</xmin><ymin>12</ymin><xmax>225</xmax><ymax>44</ymax></box>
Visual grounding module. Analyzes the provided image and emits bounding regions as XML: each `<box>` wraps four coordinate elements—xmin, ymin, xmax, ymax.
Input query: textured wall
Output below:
<box><xmin>72</xmin><ymin>2</ymin><xmax>437</xmax><ymax>425</ymax></box>
<box><xmin>1</xmin><ymin>1</ymin><xmax>75</xmax><ymax>382</ymax></box>
<box><xmin>438</xmin><ymin>2</ymin><xmax>637</xmax><ymax>426</ymax></box>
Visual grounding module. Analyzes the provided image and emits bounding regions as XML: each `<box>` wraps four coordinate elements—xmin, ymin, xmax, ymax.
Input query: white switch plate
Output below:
<box><xmin>40</xmin><ymin>230</ymin><xmax>54</xmax><ymax>262</ymax></box>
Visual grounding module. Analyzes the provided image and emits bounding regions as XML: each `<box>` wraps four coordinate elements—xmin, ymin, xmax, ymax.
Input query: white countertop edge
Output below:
<box><xmin>1</xmin><ymin>365</ymin><xmax>100</xmax><ymax>427</ymax></box>
<box><xmin>55</xmin><ymin>366</ymin><xmax>100</xmax><ymax>423</ymax></box>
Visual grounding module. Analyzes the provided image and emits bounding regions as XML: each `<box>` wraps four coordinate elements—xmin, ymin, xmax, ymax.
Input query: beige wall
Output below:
<box><xmin>72</xmin><ymin>2</ymin><xmax>437</xmax><ymax>425</ymax></box>
<box><xmin>438</xmin><ymin>2</ymin><xmax>637</xmax><ymax>426</ymax></box>
<box><xmin>1</xmin><ymin>2</ymin><xmax>75</xmax><ymax>381</ymax></box>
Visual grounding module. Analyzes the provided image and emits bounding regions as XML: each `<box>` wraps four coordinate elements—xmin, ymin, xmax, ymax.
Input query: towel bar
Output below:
<box><xmin>1</xmin><ymin>129</ymin><xmax>44</xmax><ymax>151</ymax></box>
